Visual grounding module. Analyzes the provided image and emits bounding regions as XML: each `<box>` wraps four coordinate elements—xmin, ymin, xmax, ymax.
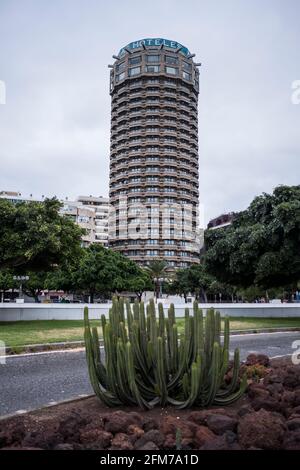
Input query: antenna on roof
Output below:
<box><xmin>112</xmin><ymin>55</ymin><xmax>119</xmax><ymax>60</ymax></box>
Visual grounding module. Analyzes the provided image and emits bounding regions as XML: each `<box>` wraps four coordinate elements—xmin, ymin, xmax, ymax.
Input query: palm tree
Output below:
<box><xmin>144</xmin><ymin>259</ymin><xmax>168</xmax><ymax>299</ymax></box>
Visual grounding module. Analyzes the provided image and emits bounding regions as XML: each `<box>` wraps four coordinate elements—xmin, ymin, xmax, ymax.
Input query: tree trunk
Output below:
<box><xmin>24</xmin><ymin>289</ymin><xmax>35</xmax><ymax>302</ymax></box>
<box><xmin>155</xmin><ymin>282</ymin><xmax>159</xmax><ymax>300</ymax></box>
<box><xmin>90</xmin><ymin>291</ymin><xmax>94</xmax><ymax>303</ymax></box>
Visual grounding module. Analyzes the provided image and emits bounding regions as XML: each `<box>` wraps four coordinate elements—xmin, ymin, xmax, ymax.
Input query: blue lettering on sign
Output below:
<box><xmin>119</xmin><ymin>38</ymin><xmax>190</xmax><ymax>57</ymax></box>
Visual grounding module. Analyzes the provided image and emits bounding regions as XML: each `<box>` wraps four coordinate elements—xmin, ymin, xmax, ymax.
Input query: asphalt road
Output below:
<box><xmin>0</xmin><ymin>331</ymin><xmax>299</xmax><ymax>417</ymax></box>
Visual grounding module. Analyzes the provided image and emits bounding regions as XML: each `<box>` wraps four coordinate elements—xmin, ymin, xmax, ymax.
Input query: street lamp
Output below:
<box><xmin>13</xmin><ymin>275</ymin><xmax>29</xmax><ymax>299</ymax></box>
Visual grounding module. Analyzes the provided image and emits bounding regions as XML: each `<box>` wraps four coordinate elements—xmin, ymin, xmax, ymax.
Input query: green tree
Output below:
<box><xmin>44</xmin><ymin>265</ymin><xmax>76</xmax><ymax>294</ymax></box>
<box><xmin>144</xmin><ymin>259</ymin><xmax>168</xmax><ymax>299</ymax></box>
<box><xmin>22</xmin><ymin>272</ymin><xmax>49</xmax><ymax>303</ymax></box>
<box><xmin>72</xmin><ymin>244</ymin><xmax>148</xmax><ymax>303</ymax></box>
<box><xmin>168</xmin><ymin>268</ymin><xmax>190</xmax><ymax>302</ymax></box>
<box><xmin>185</xmin><ymin>264</ymin><xmax>215</xmax><ymax>302</ymax></box>
<box><xmin>207</xmin><ymin>280</ymin><xmax>237</xmax><ymax>302</ymax></box>
<box><xmin>171</xmin><ymin>264</ymin><xmax>218</xmax><ymax>302</ymax></box>
<box><xmin>0</xmin><ymin>198</ymin><xmax>83</xmax><ymax>272</ymax></box>
<box><xmin>124</xmin><ymin>270</ymin><xmax>152</xmax><ymax>301</ymax></box>
<box><xmin>205</xmin><ymin>185</ymin><xmax>300</xmax><ymax>289</ymax></box>
<box><xmin>0</xmin><ymin>270</ymin><xmax>16</xmax><ymax>302</ymax></box>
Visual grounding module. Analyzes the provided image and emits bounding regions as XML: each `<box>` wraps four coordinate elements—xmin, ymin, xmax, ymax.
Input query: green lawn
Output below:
<box><xmin>176</xmin><ymin>316</ymin><xmax>300</xmax><ymax>333</ymax></box>
<box><xmin>1</xmin><ymin>317</ymin><xmax>300</xmax><ymax>350</ymax></box>
<box><xmin>0</xmin><ymin>320</ymin><xmax>102</xmax><ymax>349</ymax></box>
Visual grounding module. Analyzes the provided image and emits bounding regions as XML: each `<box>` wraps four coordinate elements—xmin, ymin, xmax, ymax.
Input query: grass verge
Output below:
<box><xmin>1</xmin><ymin>317</ymin><xmax>300</xmax><ymax>349</ymax></box>
<box><xmin>0</xmin><ymin>320</ymin><xmax>101</xmax><ymax>349</ymax></box>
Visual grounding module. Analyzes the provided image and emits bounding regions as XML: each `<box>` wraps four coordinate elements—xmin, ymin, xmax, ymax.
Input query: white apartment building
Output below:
<box><xmin>76</xmin><ymin>195</ymin><xmax>109</xmax><ymax>247</ymax></box>
<box><xmin>0</xmin><ymin>191</ymin><xmax>109</xmax><ymax>247</ymax></box>
<box><xmin>60</xmin><ymin>200</ymin><xmax>96</xmax><ymax>246</ymax></box>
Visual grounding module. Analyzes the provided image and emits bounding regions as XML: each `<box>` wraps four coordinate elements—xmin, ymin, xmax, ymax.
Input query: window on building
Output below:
<box><xmin>147</xmin><ymin>250</ymin><xmax>159</xmax><ymax>256</ymax></box>
<box><xmin>182</xmin><ymin>71</ymin><xmax>192</xmax><ymax>81</ymax></box>
<box><xmin>77</xmin><ymin>216</ymin><xmax>90</xmax><ymax>224</ymax></box>
<box><xmin>116</xmin><ymin>62</ymin><xmax>125</xmax><ymax>72</ymax></box>
<box><xmin>147</xmin><ymin>78</ymin><xmax>160</xmax><ymax>83</ymax></box>
<box><xmin>146</xmin><ymin>55</ymin><xmax>160</xmax><ymax>63</ymax></box>
<box><xmin>182</xmin><ymin>61</ymin><xmax>192</xmax><ymax>72</ymax></box>
<box><xmin>147</xmin><ymin>176</ymin><xmax>158</xmax><ymax>181</ymax></box>
<box><xmin>164</xmin><ymin>250</ymin><xmax>175</xmax><ymax>256</ymax></box>
<box><xmin>164</xmin><ymin>239</ymin><xmax>175</xmax><ymax>245</ymax></box>
<box><xmin>116</xmin><ymin>71</ymin><xmax>125</xmax><ymax>82</ymax></box>
<box><xmin>147</xmin><ymin>187</ymin><xmax>159</xmax><ymax>192</ymax></box>
<box><xmin>129</xmin><ymin>55</ymin><xmax>141</xmax><ymax>65</ymax></box>
<box><xmin>146</xmin><ymin>65</ymin><xmax>160</xmax><ymax>73</ymax></box>
<box><xmin>149</xmin><ymin>229</ymin><xmax>159</xmax><ymax>235</ymax></box>
<box><xmin>146</xmin><ymin>166</ymin><xmax>159</xmax><ymax>172</ymax></box>
<box><xmin>129</xmin><ymin>66</ymin><xmax>141</xmax><ymax>77</ymax></box>
<box><xmin>147</xmin><ymin>239</ymin><xmax>158</xmax><ymax>244</ymax></box>
<box><xmin>147</xmin><ymin>197</ymin><xmax>158</xmax><ymax>202</ymax></box>
<box><xmin>165</xmin><ymin>55</ymin><xmax>178</xmax><ymax>65</ymax></box>
<box><xmin>165</xmin><ymin>66</ymin><xmax>178</xmax><ymax>75</ymax></box>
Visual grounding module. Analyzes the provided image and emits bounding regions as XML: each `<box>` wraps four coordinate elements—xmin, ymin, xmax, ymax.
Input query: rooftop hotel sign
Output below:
<box><xmin>119</xmin><ymin>38</ymin><xmax>190</xmax><ymax>57</ymax></box>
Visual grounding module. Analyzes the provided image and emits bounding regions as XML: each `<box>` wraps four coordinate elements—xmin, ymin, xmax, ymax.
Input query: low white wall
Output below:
<box><xmin>0</xmin><ymin>302</ymin><xmax>300</xmax><ymax>321</ymax></box>
<box><xmin>0</xmin><ymin>304</ymin><xmax>110</xmax><ymax>321</ymax></box>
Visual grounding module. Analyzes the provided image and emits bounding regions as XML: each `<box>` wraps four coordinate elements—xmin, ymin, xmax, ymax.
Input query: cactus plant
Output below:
<box><xmin>84</xmin><ymin>298</ymin><xmax>247</xmax><ymax>410</ymax></box>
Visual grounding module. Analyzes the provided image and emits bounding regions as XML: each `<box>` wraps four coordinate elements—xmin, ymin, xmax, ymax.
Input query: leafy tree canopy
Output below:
<box><xmin>0</xmin><ymin>270</ymin><xmax>16</xmax><ymax>291</ymax></box>
<box><xmin>0</xmin><ymin>198</ymin><xmax>84</xmax><ymax>273</ymax></box>
<box><xmin>144</xmin><ymin>259</ymin><xmax>168</xmax><ymax>298</ymax></box>
<box><xmin>71</xmin><ymin>244</ymin><xmax>150</xmax><ymax>302</ymax></box>
<box><xmin>204</xmin><ymin>185</ymin><xmax>300</xmax><ymax>289</ymax></box>
<box><xmin>170</xmin><ymin>263</ymin><xmax>235</xmax><ymax>302</ymax></box>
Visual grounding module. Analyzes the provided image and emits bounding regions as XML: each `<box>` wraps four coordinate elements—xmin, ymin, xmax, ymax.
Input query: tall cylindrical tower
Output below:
<box><xmin>108</xmin><ymin>38</ymin><xmax>200</xmax><ymax>269</ymax></box>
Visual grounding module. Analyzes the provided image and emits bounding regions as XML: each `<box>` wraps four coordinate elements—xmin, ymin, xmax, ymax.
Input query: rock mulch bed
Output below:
<box><xmin>1</xmin><ymin>356</ymin><xmax>299</xmax><ymax>450</ymax></box>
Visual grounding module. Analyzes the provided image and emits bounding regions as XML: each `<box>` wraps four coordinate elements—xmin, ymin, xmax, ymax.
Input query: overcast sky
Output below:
<box><xmin>0</xmin><ymin>0</ymin><xmax>299</xmax><ymax>224</ymax></box>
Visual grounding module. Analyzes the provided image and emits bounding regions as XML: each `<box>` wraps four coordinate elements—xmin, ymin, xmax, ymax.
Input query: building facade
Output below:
<box><xmin>0</xmin><ymin>191</ymin><xmax>109</xmax><ymax>247</ymax></box>
<box><xmin>207</xmin><ymin>212</ymin><xmax>235</xmax><ymax>230</ymax></box>
<box><xmin>60</xmin><ymin>199</ymin><xmax>96</xmax><ymax>246</ymax></box>
<box><xmin>108</xmin><ymin>38</ymin><xmax>201</xmax><ymax>269</ymax></box>
<box><xmin>76</xmin><ymin>195</ymin><xmax>109</xmax><ymax>247</ymax></box>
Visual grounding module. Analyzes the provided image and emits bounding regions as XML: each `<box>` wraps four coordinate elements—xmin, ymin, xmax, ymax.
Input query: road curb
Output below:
<box><xmin>0</xmin><ymin>394</ymin><xmax>95</xmax><ymax>422</ymax></box>
<box><xmin>5</xmin><ymin>340</ymin><xmax>87</xmax><ymax>355</ymax></box>
<box><xmin>4</xmin><ymin>327</ymin><xmax>300</xmax><ymax>356</ymax></box>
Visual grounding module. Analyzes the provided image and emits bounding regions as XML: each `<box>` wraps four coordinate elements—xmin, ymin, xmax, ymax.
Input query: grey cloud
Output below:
<box><xmin>0</xmin><ymin>0</ymin><xmax>299</xmax><ymax>222</ymax></box>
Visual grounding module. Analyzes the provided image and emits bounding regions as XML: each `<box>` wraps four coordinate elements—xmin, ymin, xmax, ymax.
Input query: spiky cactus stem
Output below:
<box><xmin>84</xmin><ymin>299</ymin><xmax>247</xmax><ymax>410</ymax></box>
